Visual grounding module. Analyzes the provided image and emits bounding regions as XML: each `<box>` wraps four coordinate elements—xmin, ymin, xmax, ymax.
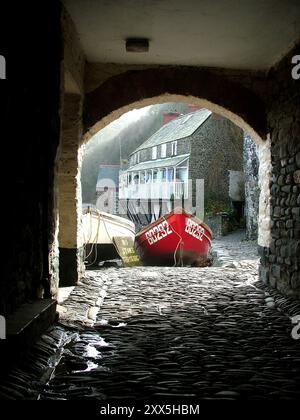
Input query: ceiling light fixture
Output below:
<box><xmin>125</xmin><ymin>38</ymin><xmax>149</xmax><ymax>53</ymax></box>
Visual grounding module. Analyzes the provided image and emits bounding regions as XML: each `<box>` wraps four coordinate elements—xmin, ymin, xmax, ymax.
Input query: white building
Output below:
<box><xmin>119</xmin><ymin>110</ymin><xmax>210</xmax><ymax>220</ymax></box>
<box><xmin>119</xmin><ymin>108</ymin><xmax>244</xmax><ymax>225</ymax></box>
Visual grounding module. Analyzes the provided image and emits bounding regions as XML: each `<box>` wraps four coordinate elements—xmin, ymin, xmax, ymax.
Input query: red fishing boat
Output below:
<box><xmin>135</xmin><ymin>208</ymin><xmax>213</xmax><ymax>266</ymax></box>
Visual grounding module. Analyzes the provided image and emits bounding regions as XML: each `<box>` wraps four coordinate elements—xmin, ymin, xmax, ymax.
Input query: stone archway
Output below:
<box><xmin>83</xmin><ymin>67</ymin><xmax>267</xmax><ymax>145</ymax></box>
<box><xmin>58</xmin><ymin>67</ymin><xmax>272</xmax><ymax>290</ymax></box>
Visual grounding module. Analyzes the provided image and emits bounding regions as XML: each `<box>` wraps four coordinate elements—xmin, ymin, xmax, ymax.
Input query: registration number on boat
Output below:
<box><xmin>185</xmin><ymin>218</ymin><xmax>204</xmax><ymax>241</ymax></box>
<box><xmin>145</xmin><ymin>221</ymin><xmax>172</xmax><ymax>245</ymax></box>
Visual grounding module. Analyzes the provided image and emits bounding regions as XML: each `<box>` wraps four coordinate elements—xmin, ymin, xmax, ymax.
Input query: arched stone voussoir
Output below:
<box><xmin>83</xmin><ymin>67</ymin><xmax>267</xmax><ymax>143</ymax></box>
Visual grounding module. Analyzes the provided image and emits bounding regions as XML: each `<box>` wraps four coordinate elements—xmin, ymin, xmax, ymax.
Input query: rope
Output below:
<box><xmin>83</xmin><ymin>211</ymin><xmax>98</xmax><ymax>260</ymax></box>
<box><xmin>84</xmin><ymin>209</ymin><xmax>102</xmax><ymax>267</ymax></box>
<box><xmin>160</xmin><ymin>215</ymin><xmax>184</xmax><ymax>267</ymax></box>
<box><xmin>100</xmin><ymin>212</ymin><xmax>123</xmax><ymax>260</ymax></box>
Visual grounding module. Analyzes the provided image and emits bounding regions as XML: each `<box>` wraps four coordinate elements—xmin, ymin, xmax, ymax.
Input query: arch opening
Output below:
<box><xmin>77</xmin><ymin>98</ymin><xmax>271</xmax><ymax>274</ymax></box>
<box><xmin>56</xmin><ymin>68</ymin><xmax>271</xmax><ymax>290</ymax></box>
<box><xmin>83</xmin><ymin>94</ymin><xmax>265</xmax><ymax>147</ymax></box>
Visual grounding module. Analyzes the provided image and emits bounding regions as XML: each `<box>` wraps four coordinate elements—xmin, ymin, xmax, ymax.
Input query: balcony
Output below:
<box><xmin>119</xmin><ymin>181</ymin><xmax>188</xmax><ymax>200</ymax></box>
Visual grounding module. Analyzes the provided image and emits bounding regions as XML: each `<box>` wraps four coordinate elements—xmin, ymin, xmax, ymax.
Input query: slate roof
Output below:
<box><xmin>134</xmin><ymin>109</ymin><xmax>212</xmax><ymax>153</ymax></box>
<box><xmin>127</xmin><ymin>154</ymin><xmax>189</xmax><ymax>172</ymax></box>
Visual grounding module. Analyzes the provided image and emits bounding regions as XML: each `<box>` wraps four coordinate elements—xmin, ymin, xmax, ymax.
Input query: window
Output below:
<box><xmin>171</xmin><ymin>141</ymin><xmax>177</xmax><ymax>156</ymax></box>
<box><xmin>152</xmin><ymin>146</ymin><xmax>157</xmax><ymax>160</ymax></box>
<box><xmin>161</xmin><ymin>143</ymin><xmax>167</xmax><ymax>158</ymax></box>
<box><xmin>177</xmin><ymin>168</ymin><xmax>188</xmax><ymax>182</ymax></box>
<box><xmin>145</xmin><ymin>171</ymin><xmax>152</xmax><ymax>183</ymax></box>
<box><xmin>168</xmin><ymin>168</ymin><xmax>174</xmax><ymax>181</ymax></box>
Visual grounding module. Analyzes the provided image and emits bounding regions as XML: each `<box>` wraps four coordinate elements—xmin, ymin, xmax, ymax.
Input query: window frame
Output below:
<box><xmin>152</xmin><ymin>146</ymin><xmax>157</xmax><ymax>160</ymax></box>
<box><xmin>171</xmin><ymin>141</ymin><xmax>178</xmax><ymax>156</ymax></box>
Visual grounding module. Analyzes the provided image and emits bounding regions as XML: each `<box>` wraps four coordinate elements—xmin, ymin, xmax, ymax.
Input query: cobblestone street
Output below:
<box><xmin>2</xmin><ymin>0</ymin><xmax>300</xmax><ymax>407</ymax></box>
<box><xmin>1</xmin><ymin>232</ymin><xmax>299</xmax><ymax>400</ymax></box>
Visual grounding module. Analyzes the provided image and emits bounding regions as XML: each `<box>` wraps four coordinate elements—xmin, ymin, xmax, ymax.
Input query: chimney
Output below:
<box><xmin>163</xmin><ymin>112</ymin><xmax>180</xmax><ymax>125</ymax></box>
<box><xmin>187</xmin><ymin>105</ymin><xmax>201</xmax><ymax>114</ymax></box>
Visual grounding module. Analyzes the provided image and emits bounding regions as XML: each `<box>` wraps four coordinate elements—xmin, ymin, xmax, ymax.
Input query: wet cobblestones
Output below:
<box><xmin>0</xmin><ymin>234</ymin><xmax>300</xmax><ymax>400</ymax></box>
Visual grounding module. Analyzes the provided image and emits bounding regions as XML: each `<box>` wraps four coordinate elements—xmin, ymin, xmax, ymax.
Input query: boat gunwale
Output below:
<box><xmin>135</xmin><ymin>207</ymin><xmax>213</xmax><ymax>239</ymax></box>
<box><xmin>82</xmin><ymin>208</ymin><xmax>135</xmax><ymax>232</ymax></box>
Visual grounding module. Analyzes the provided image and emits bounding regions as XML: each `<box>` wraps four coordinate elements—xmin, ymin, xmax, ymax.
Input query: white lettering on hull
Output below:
<box><xmin>146</xmin><ymin>221</ymin><xmax>172</xmax><ymax>245</ymax></box>
<box><xmin>185</xmin><ymin>218</ymin><xmax>204</xmax><ymax>241</ymax></box>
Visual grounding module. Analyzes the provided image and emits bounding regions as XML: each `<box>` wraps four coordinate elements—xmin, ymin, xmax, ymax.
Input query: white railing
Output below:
<box><xmin>119</xmin><ymin>181</ymin><xmax>188</xmax><ymax>200</ymax></box>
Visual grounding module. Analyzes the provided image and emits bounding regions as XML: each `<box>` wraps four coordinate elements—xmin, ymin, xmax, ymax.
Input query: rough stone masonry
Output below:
<box><xmin>259</xmin><ymin>46</ymin><xmax>300</xmax><ymax>299</ymax></box>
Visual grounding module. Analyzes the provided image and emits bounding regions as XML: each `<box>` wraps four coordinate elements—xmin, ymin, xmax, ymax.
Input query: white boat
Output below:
<box><xmin>82</xmin><ymin>206</ymin><xmax>135</xmax><ymax>266</ymax></box>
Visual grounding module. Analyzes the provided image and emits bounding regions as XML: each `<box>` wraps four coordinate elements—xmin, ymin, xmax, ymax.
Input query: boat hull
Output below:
<box><xmin>84</xmin><ymin>244</ymin><xmax>120</xmax><ymax>266</ymax></box>
<box><xmin>135</xmin><ymin>208</ymin><xmax>212</xmax><ymax>266</ymax></box>
<box><xmin>82</xmin><ymin>208</ymin><xmax>135</xmax><ymax>265</ymax></box>
<box><xmin>82</xmin><ymin>209</ymin><xmax>135</xmax><ymax>245</ymax></box>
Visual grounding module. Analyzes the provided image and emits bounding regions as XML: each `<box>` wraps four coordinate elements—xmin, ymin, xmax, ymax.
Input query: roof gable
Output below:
<box><xmin>134</xmin><ymin>109</ymin><xmax>212</xmax><ymax>153</ymax></box>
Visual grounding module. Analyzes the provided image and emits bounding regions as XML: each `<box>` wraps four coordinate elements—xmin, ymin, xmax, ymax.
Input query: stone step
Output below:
<box><xmin>1</xmin><ymin>299</ymin><xmax>57</xmax><ymax>368</ymax></box>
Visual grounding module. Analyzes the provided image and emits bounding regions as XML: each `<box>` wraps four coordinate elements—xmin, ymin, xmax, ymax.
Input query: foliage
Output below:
<box><xmin>204</xmin><ymin>193</ymin><xmax>231</xmax><ymax>217</ymax></box>
<box><xmin>204</xmin><ymin>193</ymin><xmax>246</xmax><ymax>232</ymax></box>
<box><xmin>81</xmin><ymin>103</ymin><xmax>188</xmax><ymax>204</ymax></box>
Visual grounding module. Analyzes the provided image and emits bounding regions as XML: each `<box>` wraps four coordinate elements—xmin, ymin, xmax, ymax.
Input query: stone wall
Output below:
<box><xmin>0</xmin><ymin>2</ymin><xmax>62</xmax><ymax>316</ymax></box>
<box><xmin>172</xmin><ymin>139</ymin><xmax>190</xmax><ymax>157</ymax></box>
<box><xmin>62</xmin><ymin>6</ymin><xmax>85</xmax><ymax>95</ymax></box>
<box><xmin>82</xmin><ymin>49</ymin><xmax>299</xmax><ymax>299</ymax></box>
<box><xmin>0</xmin><ymin>0</ymin><xmax>297</xmax><ymax>332</ymax></box>
<box><xmin>58</xmin><ymin>94</ymin><xmax>85</xmax><ymax>286</ymax></box>
<box><xmin>84</xmin><ymin>68</ymin><xmax>267</xmax><ymax>144</ymax></box>
<box><xmin>131</xmin><ymin>137</ymin><xmax>190</xmax><ymax>165</ymax></box>
<box><xmin>257</xmin><ymin>138</ymin><xmax>272</xmax><ymax>249</ymax></box>
<box><xmin>259</xmin><ymin>45</ymin><xmax>300</xmax><ymax>299</ymax></box>
<box><xmin>189</xmin><ymin>114</ymin><xmax>244</xmax><ymax>210</ymax></box>
<box><xmin>58</xmin><ymin>8</ymin><xmax>86</xmax><ymax>287</ymax></box>
<box><xmin>244</xmin><ymin>133</ymin><xmax>260</xmax><ymax>240</ymax></box>
<box><xmin>139</xmin><ymin>148</ymin><xmax>151</xmax><ymax>162</ymax></box>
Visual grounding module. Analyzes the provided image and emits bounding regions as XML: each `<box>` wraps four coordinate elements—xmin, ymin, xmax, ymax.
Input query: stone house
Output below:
<box><xmin>119</xmin><ymin>109</ymin><xmax>244</xmax><ymax>223</ymax></box>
